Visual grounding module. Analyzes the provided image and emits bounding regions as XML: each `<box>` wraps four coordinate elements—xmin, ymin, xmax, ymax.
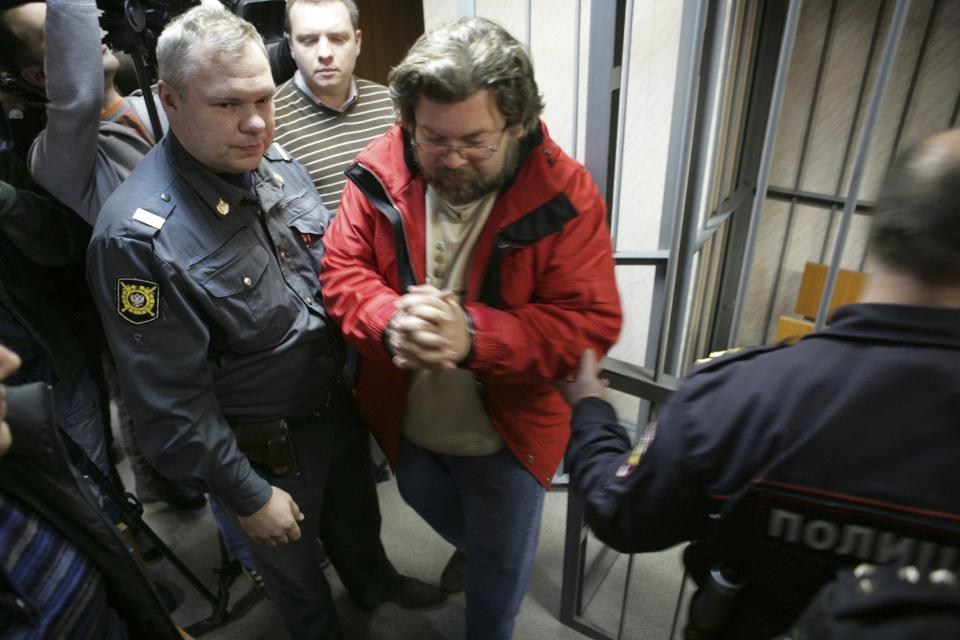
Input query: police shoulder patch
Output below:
<box><xmin>616</xmin><ymin>420</ymin><xmax>658</xmax><ymax>478</ymax></box>
<box><xmin>117</xmin><ymin>278</ymin><xmax>160</xmax><ymax>324</ymax></box>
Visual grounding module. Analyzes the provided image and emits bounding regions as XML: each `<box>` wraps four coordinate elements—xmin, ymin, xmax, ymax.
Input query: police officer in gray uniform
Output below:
<box><xmin>88</xmin><ymin>7</ymin><xmax>353</xmax><ymax>638</ymax></box>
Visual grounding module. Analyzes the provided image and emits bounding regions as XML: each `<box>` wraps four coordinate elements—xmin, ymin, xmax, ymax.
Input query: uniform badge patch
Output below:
<box><xmin>117</xmin><ymin>278</ymin><xmax>160</xmax><ymax>324</ymax></box>
<box><xmin>616</xmin><ymin>420</ymin><xmax>658</xmax><ymax>478</ymax></box>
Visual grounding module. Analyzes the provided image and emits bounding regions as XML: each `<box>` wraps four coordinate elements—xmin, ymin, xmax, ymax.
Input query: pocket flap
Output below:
<box><xmin>281</xmin><ymin>189</ymin><xmax>329</xmax><ymax>235</ymax></box>
<box><xmin>200</xmin><ymin>244</ymin><xmax>270</xmax><ymax>298</ymax></box>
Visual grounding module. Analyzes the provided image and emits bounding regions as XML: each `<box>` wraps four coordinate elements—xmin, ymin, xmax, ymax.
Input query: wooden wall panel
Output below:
<box><xmin>355</xmin><ymin>0</ymin><xmax>425</xmax><ymax>85</ymax></box>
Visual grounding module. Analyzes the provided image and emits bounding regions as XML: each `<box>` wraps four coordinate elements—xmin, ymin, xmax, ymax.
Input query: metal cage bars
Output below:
<box><xmin>559</xmin><ymin>0</ymin><xmax>707</xmax><ymax>635</ymax></box>
<box><xmin>815</xmin><ymin>0</ymin><xmax>911</xmax><ymax>329</ymax></box>
<box><xmin>726</xmin><ymin>0</ymin><xmax>804</xmax><ymax>345</ymax></box>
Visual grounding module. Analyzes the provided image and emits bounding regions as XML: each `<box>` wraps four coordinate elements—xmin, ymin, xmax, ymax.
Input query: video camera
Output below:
<box><xmin>95</xmin><ymin>0</ymin><xmax>284</xmax><ymax>141</ymax></box>
<box><xmin>98</xmin><ymin>0</ymin><xmax>285</xmax><ymax>65</ymax></box>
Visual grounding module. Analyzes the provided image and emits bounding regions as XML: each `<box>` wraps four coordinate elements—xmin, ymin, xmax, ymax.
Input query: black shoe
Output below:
<box><xmin>139</xmin><ymin>484</ymin><xmax>207</xmax><ymax>510</ymax></box>
<box><xmin>387</xmin><ymin>576</ymin><xmax>447</xmax><ymax>609</ymax></box>
<box><xmin>440</xmin><ymin>550</ymin><xmax>466</xmax><ymax>594</ymax></box>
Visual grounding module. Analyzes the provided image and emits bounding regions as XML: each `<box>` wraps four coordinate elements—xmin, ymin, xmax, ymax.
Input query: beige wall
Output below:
<box><xmin>737</xmin><ymin>0</ymin><xmax>960</xmax><ymax>346</ymax></box>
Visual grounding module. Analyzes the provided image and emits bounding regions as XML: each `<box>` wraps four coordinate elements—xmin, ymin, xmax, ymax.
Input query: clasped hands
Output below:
<box><xmin>386</xmin><ymin>285</ymin><xmax>471</xmax><ymax>370</ymax></box>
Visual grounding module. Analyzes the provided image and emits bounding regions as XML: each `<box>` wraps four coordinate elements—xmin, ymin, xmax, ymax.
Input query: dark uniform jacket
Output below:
<box><xmin>0</xmin><ymin>383</ymin><xmax>180</xmax><ymax>639</ymax></box>
<box><xmin>87</xmin><ymin>133</ymin><xmax>337</xmax><ymax>516</ymax></box>
<box><xmin>566</xmin><ymin>303</ymin><xmax>960</xmax><ymax>637</ymax></box>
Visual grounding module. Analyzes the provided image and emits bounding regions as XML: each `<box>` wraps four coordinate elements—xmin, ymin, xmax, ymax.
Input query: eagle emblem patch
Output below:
<box><xmin>117</xmin><ymin>278</ymin><xmax>159</xmax><ymax>324</ymax></box>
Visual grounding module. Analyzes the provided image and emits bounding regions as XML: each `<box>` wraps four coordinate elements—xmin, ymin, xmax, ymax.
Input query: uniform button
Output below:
<box><xmin>930</xmin><ymin>569</ymin><xmax>957</xmax><ymax>587</ymax></box>
<box><xmin>160</xmin><ymin>192</ymin><xmax>171</xmax><ymax>202</ymax></box>
<box><xmin>526</xmin><ymin>454</ymin><xmax>534</xmax><ymax>463</ymax></box>
<box><xmin>853</xmin><ymin>564</ymin><xmax>875</xmax><ymax>579</ymax></box>
<box><xmin>15</xmin><ymin>597</ymin><xmax>26</xmax><ymax>610</ymax></box>
<box><xmin>280</xmin><ymin>250</ymin><xmax>289</xmax><ymax>261</ymax></box>
<box><xmin>898</xmin><ymin>566</ymin><xmax>920</xmax><ymax>584</ymax></box>
<box><xmin>243</xmin><ymin>276</ymin><xmax>253</xmax><ymax>287</ymax></box>
<box><xmin>133</xmin><ymin>333</ymin><xmax>142</xmax><ymax>342</ymax></box>
<box><xmin>435</xmin><ymin>242</ymin><xmax>444</xmax><ymax>251</ymax></box>
<box><xmin>306</xmin><ymin>297</ymin><xmax>313</xmax><ymax>305</ymax></box>
<box><xmin>434</xmin><ymin>254</ymin><xmax>445</xmax><ymax>265</ymax></box>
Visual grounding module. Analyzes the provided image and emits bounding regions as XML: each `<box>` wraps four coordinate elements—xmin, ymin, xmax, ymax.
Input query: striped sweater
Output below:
<box><xmin>0</xmin><ymin>493</ymin><xmax>127</xmax><ymax>639</ymax></box>
<box><xmin>273</xmin><ymin>77</ymin><xmax>396</xmax><ymax>212</ymax></box>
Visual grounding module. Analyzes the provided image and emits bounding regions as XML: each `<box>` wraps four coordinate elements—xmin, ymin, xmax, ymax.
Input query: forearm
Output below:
<box><xmin>566</xmin><ymin>397</ymin><xmax>633</xmax><ymax>487</ymax></box>
<box><xmin>466</xmin><ymin>301</ymin><xmax>621</xmax><ymax>383</ymax></box>
<box><xmin>567</xmin><ymin>398</ymin><xmax>707</xmax><ymax>552</ymax></box>
<box><xmin>29</xmin><ymin>0</ymin><xmax>109</xmax><ymax>222</ymax></box>
<box><xmin>321</xmin><ymin>196</ymin><xmax>401</xmax><ymax>361</ymax></box>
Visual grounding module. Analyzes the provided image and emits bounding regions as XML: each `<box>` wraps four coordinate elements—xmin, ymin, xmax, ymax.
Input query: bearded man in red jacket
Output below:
<box><xmin>320</xmin><ymin>17</ymin><xmax>622</xmax><ymax>640</ymax></box>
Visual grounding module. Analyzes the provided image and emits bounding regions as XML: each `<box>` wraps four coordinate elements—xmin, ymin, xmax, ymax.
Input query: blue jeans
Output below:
<box><xmin>209</xmin><ymin>498</ymin><xmax>255</xmax><ymax>570</ymax></box>
<box><xmin>396</xmin><ymin>438</ymin><xmax>546</xmax><ymax>640</ymax></box>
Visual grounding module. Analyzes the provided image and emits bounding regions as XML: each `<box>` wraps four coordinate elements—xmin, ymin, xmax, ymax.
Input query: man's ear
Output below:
<box><xmin>355</xmin><ymin>29</ymin><xmax>362</xmax><ymax>55</ymax></box>
<box><xmin>20</xmin><ymin>64</ymin><xmax>44</xmax><ymax>89</ymax></box>
<box><xmin>157</xmin><ymin>79</ymin><xmax>180</xmax><ymax>117</ymax></box>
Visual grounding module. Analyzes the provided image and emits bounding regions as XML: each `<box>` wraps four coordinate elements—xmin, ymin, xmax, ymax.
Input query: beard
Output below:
<box><xmin>419</xmin><ymin>137</ymin><xmax>522</xmax><ymax>205</ymax></box>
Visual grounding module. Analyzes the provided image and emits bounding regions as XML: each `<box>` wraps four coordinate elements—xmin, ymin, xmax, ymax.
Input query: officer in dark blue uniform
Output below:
<box><xmin>561</xmin><ymin>128</ymin><xmax>960</xmax><ymax>639</ymax></box>
<box><xmin>86</xmin><ymin>7</ymin><xmax>444</xmax><ymax>639</ymax></box>
<box><xmin>788</xmin><ymin>563</ymin><xmax>960</xmax><ymax>639</ymax></box>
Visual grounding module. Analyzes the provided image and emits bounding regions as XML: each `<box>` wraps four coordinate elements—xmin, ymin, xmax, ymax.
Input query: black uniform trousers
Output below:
<box><xmin>222</xmin><ymin>387</ymin><xmax>398</xmax><ymax>640</ymax></box>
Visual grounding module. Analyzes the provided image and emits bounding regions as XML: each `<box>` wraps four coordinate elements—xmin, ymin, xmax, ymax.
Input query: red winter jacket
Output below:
<box><xmin>321</xmin><ymin>123</ymin><xmax>622</xmax><ymax>488</ymax></box>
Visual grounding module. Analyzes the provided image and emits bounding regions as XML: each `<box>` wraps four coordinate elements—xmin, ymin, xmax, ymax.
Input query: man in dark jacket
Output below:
<box><xmin>561</xmin><ymin>128</ymin><xmax>960</xmax><ymax>639</ymax></box>
<box><xmin>0</xmin><ymin>344</ymin><xmax>182</xmax><ymax>639</ymax></box>
<box><xmin>0</xmin><ymin>147</ymin><xmax>112</xmax><ymax>481</ymax></box>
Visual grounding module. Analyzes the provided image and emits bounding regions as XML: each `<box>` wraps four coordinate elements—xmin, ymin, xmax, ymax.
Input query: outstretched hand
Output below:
<box><xmin>557</xmin><ymin>349</ymin><xmax>608</xmax><ymax>406</ymax></box>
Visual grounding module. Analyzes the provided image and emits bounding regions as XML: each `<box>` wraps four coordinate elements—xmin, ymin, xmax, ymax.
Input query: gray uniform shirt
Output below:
<box><xmin>87</xmin><ymin>133</ymin><xmax>336</xmax><ymax>516</ymax></box>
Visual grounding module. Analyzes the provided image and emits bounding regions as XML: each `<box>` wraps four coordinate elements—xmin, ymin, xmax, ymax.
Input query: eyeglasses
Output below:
<box><xmin>410</xmin><ymin>126</ymin><xmax>508</xmax><ymax>161</ymax></box>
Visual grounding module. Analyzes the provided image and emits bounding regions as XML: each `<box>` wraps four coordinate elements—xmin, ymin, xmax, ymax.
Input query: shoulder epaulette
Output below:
<box><xmin>689</xmin><ymin>342</ymin><xmax>792</xmax><ymax>375</ymax></box>
<box><xmin>125</xmin><ymin>194</ymin><xmax>175</xmax><ymax>238</ymax></box>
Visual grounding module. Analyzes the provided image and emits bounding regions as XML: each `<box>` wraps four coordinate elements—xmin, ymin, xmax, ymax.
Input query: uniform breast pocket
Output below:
<box><xmin>280</xmin><ymin>188</ymin><xmax>330</xmax><ymax>261</ymax></box>
<box><xmin>193</xmin><ymin>231</ymin><xmax>297</xmax><ymax>353</ymax></box>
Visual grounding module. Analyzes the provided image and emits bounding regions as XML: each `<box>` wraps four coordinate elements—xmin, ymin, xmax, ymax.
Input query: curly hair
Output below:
<box><xmin>388</xmin><ymin>17</ymin><xmax>544</xmax><ymax>135</ymax></box>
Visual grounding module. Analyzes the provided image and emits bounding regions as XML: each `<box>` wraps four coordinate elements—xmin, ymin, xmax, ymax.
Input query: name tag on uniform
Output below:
<box><xmin>133</xmin><ymin>208</ymin><xmax>166</xmax><ymax>230</ymax></box>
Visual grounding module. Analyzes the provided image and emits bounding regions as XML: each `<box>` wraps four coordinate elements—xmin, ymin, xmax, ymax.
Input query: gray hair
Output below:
<box><xmin>285</xmin><ymin>0</ymin><xmax>359</xmax><ymax>32</ymax></box>
<box><xmin>388</xmin><ymin>17</ymin><xmax>544</xmax><ymax>135</ymax></box>
<box><xmin>157</xmin><ymin>5</ymin><xmax>267</xmax><ymax>95</ymax></box>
